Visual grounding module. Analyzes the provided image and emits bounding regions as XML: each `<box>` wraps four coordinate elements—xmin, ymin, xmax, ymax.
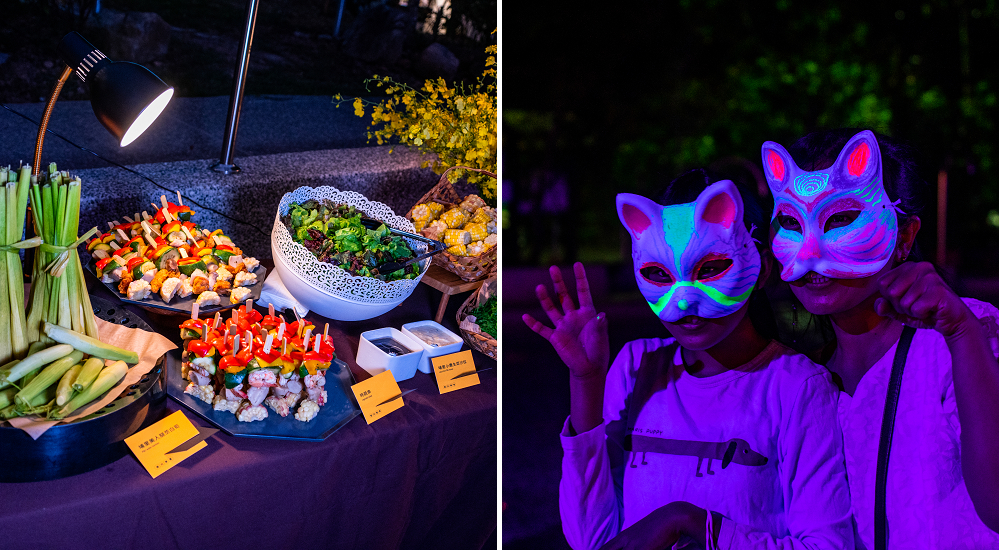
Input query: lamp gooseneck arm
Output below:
<box><xmin>33</xmin><ymin>65</ymin><xmax>74</xmax><ymax>176</ymax></box>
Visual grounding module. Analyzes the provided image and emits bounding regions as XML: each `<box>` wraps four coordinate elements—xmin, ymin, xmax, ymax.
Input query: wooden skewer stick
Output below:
<box><xmin>324</xmin><ymin>323</ymin><xmax>329</xmax><ymax>337</ymax></box>
<box><xmin>116</xmin><ymin>228</ymin><xmax>129</xmax><ymax>242</ymax></box>
<box><xmin>178</xmin><ymin>248</ymin><xmax>188</xmax><ymax>258</ymax></box>
<box><xmin>191</xmin><ymin>302</ymin><xmax>200</xmax><ymax>320</ymax></box>
<box><xmin>314</xmin><ymin>334</ymin><xmax>322</xmax><ymax>353</ymax></box>
<box><xmin>269</xmin><ymin>303</ymin><xmax>275</xmax><ymax>317</ymax></box>
<box><xmin>263</xmin><ymin>333</ymin><xmax>274</xmax><ymax>354</ymax></box>
<box><xmin>160</xmin><ymin>195</ymin><xmax>170</xmax><ymax>209</ymax></box>
<box><xmin>231</xmin><ymin>335</ymin><xmax>240</xmax><ymax>356</ymax></box>
<box><xmin>142</xmin><ymin>211</ymin><xmax>152</xmax><ymax>221</ymax></box>
<box><xmin>246</xmin><ymin>298</ymin><xmax>253</xmax><ymax>313</ymax></box>
<box><xmin>143</xmin><ymin>233</ymin><xmax>157</xmax><ymax>248</ymax></box>
<box><xmin>122</xmin><ymin>215</ymin><xmax>134</xmax><ymax>223</ymax></box>
<box><xmin>213</xmin><ymin>312</ymin><xmax>222</xmax><ymax>329</ymax></box>
<box><xmin>109</xmin><ymin>241</ymin><xmax>120</xmax><ymax>250</ymax></box>
<box><xmin>176</xmin><ymin>191</ymin><xmax>183</xmax><ymax>206</ymax></box>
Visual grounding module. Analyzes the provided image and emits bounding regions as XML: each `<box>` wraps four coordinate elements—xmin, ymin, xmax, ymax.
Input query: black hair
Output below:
<box><xmin>652</xmin><ymin>167</ymin><xmax>779</xmax><ymax>341</ymax></box>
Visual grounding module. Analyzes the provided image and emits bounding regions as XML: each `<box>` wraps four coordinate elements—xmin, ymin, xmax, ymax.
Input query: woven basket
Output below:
<box><xmin>409</xmin><ymin>166</ymin><xmax>497</xmax><ymax>282</ymax></box>
<box><xmin>457</xmin><ymin>277</ymin><xmax>497</xmax><ymax>359</ymax></box>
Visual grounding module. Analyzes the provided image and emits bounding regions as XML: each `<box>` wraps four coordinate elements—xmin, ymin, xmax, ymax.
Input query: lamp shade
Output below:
<box><xmin>57</xmin><ymin>32</ymin><xmax>173</xmax><ymax>147</ymax></box>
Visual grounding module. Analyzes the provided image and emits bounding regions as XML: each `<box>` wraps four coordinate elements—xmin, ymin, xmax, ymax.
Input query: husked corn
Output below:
<box><xmin>440</xmin><ymin>208</ymin><xmax>469</xmax><ymax>229</ymax></box>
<box><xmin>467</xmin><ymin>241</ymin><xmax>485</xmax><ymax>256</ymax></box>
<box><xmin>426</xmin><ymin>201</ymin><xmax>444</xmax><ymax>218</ymax></box>
<box><xmin>463</xmin><ymin>222</ymin><xmax>488</xmax><ymax>241</ymax></box>
<box><xmin>443</xmin><ymin>229</ymin><xmax>472</xmax><ymax>247</ymax></box>
<box><xmin>459</xmin><ymin>195</ymin><xmax>487</xmax><ymax>213</ymax></box>
<box><xmin>410</xmin><ymin>204</ymin><xmax>432</xmax><ymax>231</ymax></box>
<box><xmin>446</xmin><ymin>243</ymin><xmax>467</xmax><ymax>256</ymax></box>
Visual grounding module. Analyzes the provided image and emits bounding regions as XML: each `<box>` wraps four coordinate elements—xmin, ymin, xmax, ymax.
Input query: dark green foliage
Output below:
<box><xmin>504</xmin><ymin>1</ymin><xmax>997</xmax><ymax>273</ymax></box>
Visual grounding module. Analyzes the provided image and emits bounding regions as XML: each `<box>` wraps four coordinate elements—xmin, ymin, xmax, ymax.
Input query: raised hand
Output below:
<box><xmin>522</xmin><ymin>263</ymin><xmax>610</xmax><ymax>378</ymax></box>
<box><xmin>875</xmin><ymin>261</ymin><xmax>977</xmax><ymax>338</ymax></box>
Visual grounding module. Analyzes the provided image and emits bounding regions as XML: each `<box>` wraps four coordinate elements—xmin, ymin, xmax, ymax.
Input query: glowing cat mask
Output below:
<box><xmin>617</xmin><ymin>180</ymin><xmax>761</xmax><ymax>322</ymax></box>
<box><xmin>761</xmin><ymin>130</ymin><xmax>897</xmax><ymax>281</ymax></box>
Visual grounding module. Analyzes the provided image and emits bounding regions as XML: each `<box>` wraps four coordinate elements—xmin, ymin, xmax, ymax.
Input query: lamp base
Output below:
<box><xmin>210</xmin><ymin>162</ymin><xmax>241</xmax><ymax>174</ymax></box>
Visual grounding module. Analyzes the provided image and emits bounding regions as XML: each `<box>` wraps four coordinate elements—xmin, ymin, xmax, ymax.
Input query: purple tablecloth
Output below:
<box><xmin>0</xmin><ymin>267</ymin><xmax>496</xmax><ymax>550</ymax></box>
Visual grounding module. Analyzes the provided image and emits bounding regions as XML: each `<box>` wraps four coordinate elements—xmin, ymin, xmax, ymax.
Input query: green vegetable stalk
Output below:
<box><xmin>0</xmin><ymin>165</ymin><xmax>40</xmax><ymax>365</ymax></box>
<box><xmin>25</xmin><ymin>165</ymin><xmax>99</xmax><ymax>341</ymax></box>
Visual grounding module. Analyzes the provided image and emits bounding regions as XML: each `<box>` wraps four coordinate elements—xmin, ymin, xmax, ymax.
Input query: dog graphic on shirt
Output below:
<box><xmin>625</xmin><ymin>433</ymin><xmax>768</xmax><ymax>477</ymax></box>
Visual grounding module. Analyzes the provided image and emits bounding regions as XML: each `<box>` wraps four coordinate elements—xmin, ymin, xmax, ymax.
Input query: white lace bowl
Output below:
<box><xmin>271</xmin><ymin>186</ymin><xmax>431</xmax><ymax>321</ymax></box>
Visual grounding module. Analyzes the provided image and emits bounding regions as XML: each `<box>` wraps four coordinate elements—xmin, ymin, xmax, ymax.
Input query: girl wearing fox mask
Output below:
<box><xmin>763</xmin><ymin>129</ymin><xmax>998</xmax><ymax>548</ymax></box>
<box><xmin>523</xmin><ymin>169</ymin><xmax>853</xmax><ymax>549</ymax></box>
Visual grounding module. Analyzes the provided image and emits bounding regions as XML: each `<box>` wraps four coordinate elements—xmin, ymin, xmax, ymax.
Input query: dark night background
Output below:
<box><xmin>502</xmin><ymin>1</ymin><xmax>998</xmax><ymax>548</ymax></box>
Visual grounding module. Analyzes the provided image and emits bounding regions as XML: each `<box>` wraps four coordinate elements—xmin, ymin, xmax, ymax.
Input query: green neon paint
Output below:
<box><xmin>647</xmin><ymin>281</ymin><xmax>754</xmax><ymax>316</ymax></box>
<box><xmin>660</xmin><ymin>203</ymin><xmax>696</xmax><ymax>274</ymax></box>
<box><xmin>677</xmin><ymin>299</ymin><xmax>689</xmax><ymax>311</ymax></box>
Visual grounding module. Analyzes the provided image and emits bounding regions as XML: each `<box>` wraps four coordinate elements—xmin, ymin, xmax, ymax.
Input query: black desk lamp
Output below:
<box><xmin>31</xmin><ymin>31</ymin><xmax>174</xmax><ymax>176</ymax></box>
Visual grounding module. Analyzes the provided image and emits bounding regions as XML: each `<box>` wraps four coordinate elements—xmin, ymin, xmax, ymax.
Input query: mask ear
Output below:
<box><xmin>694</xmin><ymin>180</ymin><xmax>743</xmax><ymax>235</ymax></box>
<box><xmin>831</xmin><ymin>130</ymin><xmax>881</xmax><ymax>184</ymax></box>
<box><xmin>760</xmin><ymin>141</ymin><xmax>797</xmax><ymax>193</ymax></box>
<box><xmin>616</xmin><ymin>193</ymin><xmax>662</xmax><ymax>240</ymax></box>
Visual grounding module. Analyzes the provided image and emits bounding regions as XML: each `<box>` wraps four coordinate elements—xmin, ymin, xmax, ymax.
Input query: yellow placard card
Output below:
<box><xmin>433</xmin><ymin>350</ymin><xmax>479</xmax><ymax>394</ymax></box>
<box><xmin>125</xmin><ymin>410</ymin><xmax>207</xmax><ymax>479</ymax></box>
<box><xmin>352</xmin><ymin>370</ymin><xmax>405</xmax><ymax>424</ymax></box>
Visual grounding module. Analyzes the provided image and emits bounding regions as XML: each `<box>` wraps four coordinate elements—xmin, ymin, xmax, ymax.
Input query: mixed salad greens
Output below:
<box><xmin>284</xmin><ymin>200</ymin><xmax>420</xmax><ymax>281</ymax></box>
<box><xmin>468</xmin><ymin>294</ymin><xmax>497</xmax><ymax>338</ymax></box>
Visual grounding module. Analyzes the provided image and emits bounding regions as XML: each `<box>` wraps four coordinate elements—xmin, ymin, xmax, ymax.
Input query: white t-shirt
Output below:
<box><xmin>838</xmin><ymin>298</ymin><xmax>999</xmax><ymax>549</ymax></box>
<box><xmin>560</xmin><ymin>338</ymin><xmax>854</xmax><ymax>550</ymax></box>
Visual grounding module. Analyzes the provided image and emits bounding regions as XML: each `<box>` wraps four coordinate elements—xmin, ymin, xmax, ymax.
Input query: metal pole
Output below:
<box><xmin>334</xmin><ymin>0</ymin><xmax>346</xmax><ymax>37</ymax></box>
<box><xmin>212</xmin><ymin>0</ymin><xmax>261</xmax><ymax>174</ymax></box>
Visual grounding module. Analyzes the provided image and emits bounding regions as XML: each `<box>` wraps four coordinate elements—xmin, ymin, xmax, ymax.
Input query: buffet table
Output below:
<box><xmin>0</xmin><ymin>263</ymin><xmax>497</xmax><ymax>550</ymax></box>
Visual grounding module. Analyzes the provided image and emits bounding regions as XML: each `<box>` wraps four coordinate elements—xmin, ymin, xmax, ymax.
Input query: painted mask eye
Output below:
<box><xmin>824</xmin><ymin>210</ymin><xmax>861</xmax><ymax>232</ymax></box>
<box><xmin>696</xmin><ymin>259</ymin><xmax>733</xmax><ymax>281</ymax></box>
<box><xmin>775</xmin><ymin>213</ymin><xmax>802</xmax><ymax>232</ymax></box>
<box><xmin>640</xmin><ymin>265</ymin><xmax>674</xmax><ymax>285</ymax></box>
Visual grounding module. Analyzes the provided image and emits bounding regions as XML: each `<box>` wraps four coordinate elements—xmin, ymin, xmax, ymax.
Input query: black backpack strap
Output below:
<box><xmin>874</xmin><ymin>325</ymin><xmax>917</xmax><ymax>550</ymax></box>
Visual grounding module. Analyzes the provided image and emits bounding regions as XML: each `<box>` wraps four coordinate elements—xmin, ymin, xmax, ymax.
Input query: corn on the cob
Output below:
<box><xmin>440</xmin><ymin>208</ymin><xmax>469</xmax><ymax>229</ymax></box>
<box><xmin>463</xmin><ymin>222</ymin><xmax>488</xmax><ymax>241</ymax></box>
<box><xmin>443</xmin><ymin>229</ymin><xmax>471</xmax><ymax>247</ymax></box>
